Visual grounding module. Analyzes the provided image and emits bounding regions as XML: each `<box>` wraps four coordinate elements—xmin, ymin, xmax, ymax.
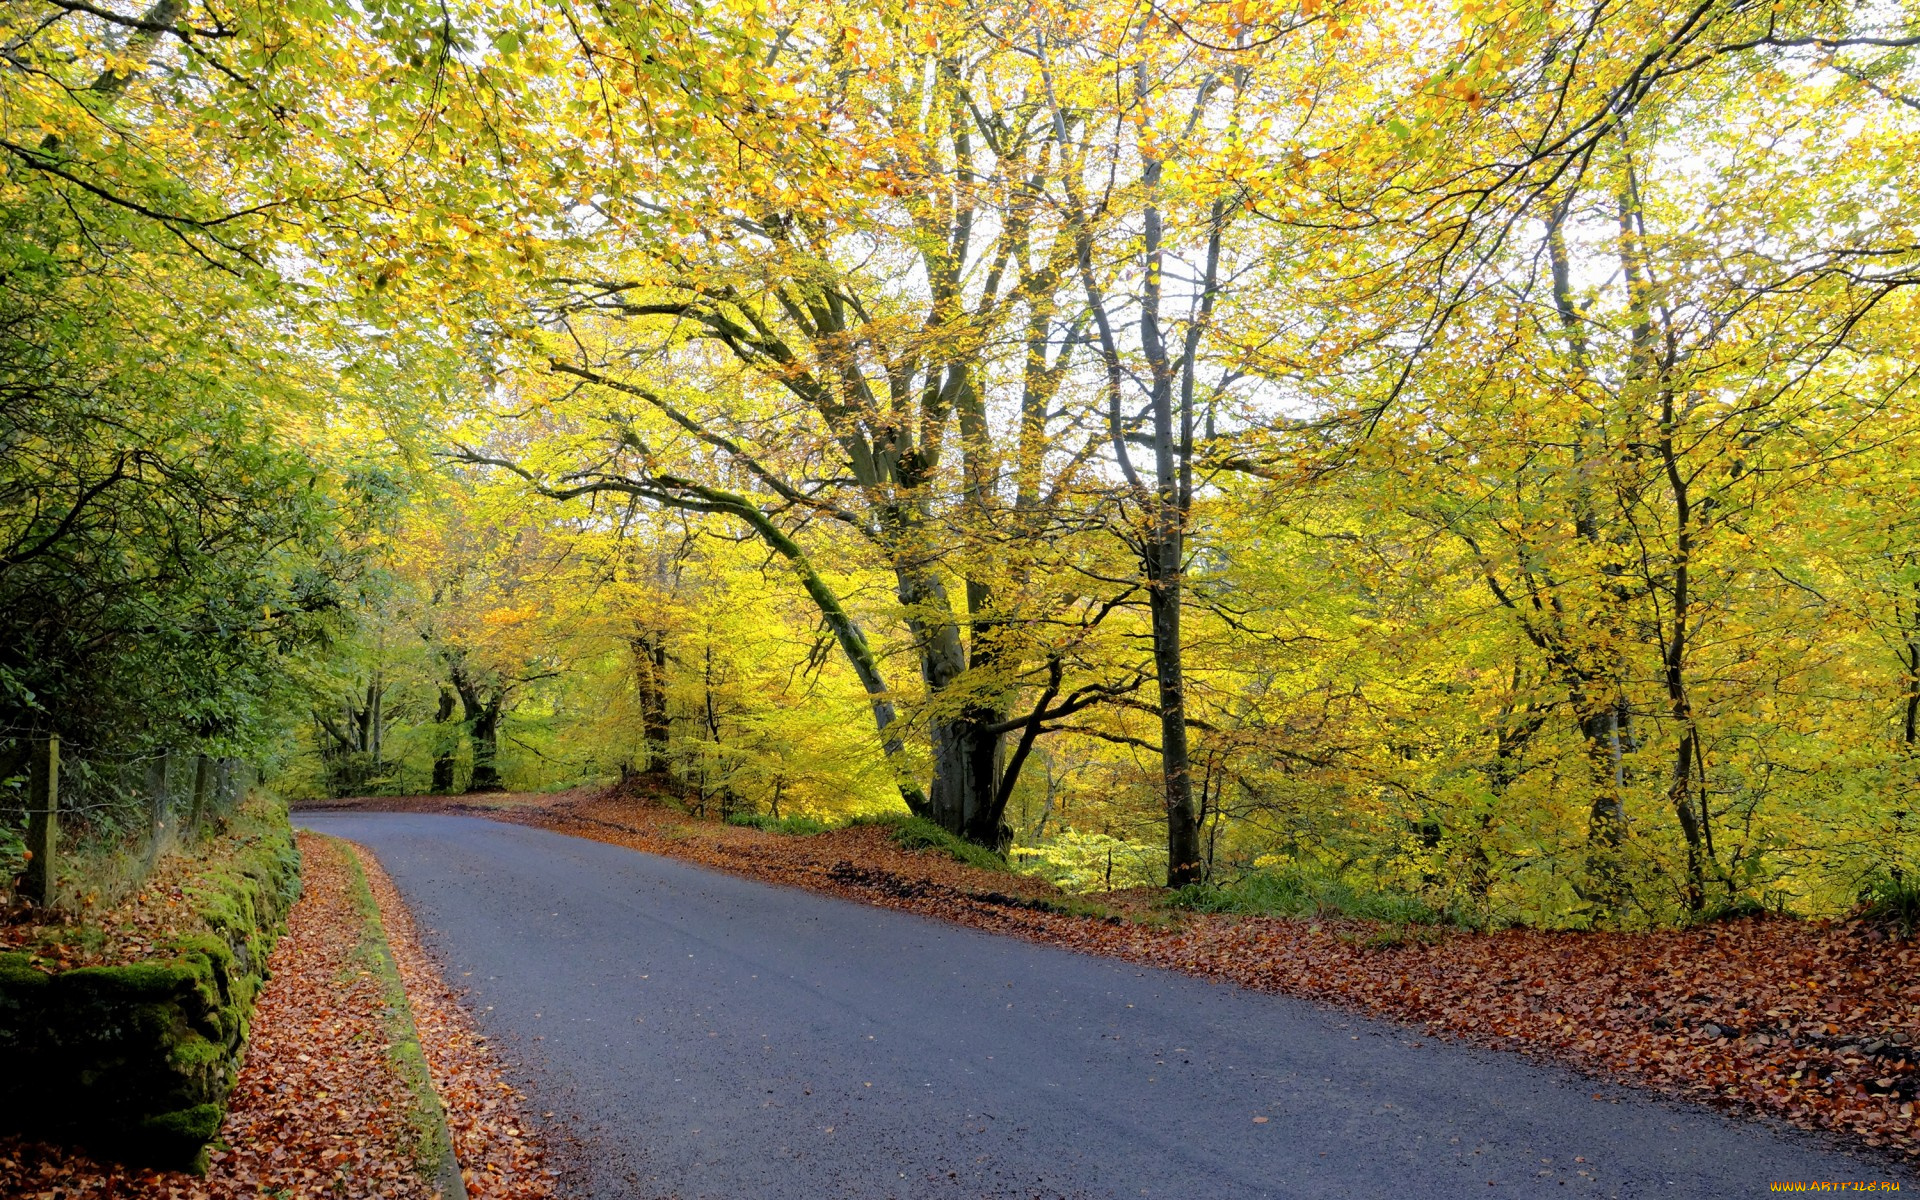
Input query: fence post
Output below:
<box><xmin>191</xmin><ymin>754</ymin><xmax>212</xmax><ymax>836</ymax></box>
<box><xmin>23</xmin><ymin>737</ymin><xmax>58</xmax><ymax>908</ymax></box>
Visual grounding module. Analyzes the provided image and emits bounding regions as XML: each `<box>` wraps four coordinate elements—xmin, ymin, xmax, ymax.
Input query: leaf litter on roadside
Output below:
<box><xmin>350</xmin><ymin>844</ymin><xmax>558</xmax><ymax>1200</ymax></box>
<box><xmin>491</xmin><ymin>787</ymin><xmax>1920</xmax><ymax>1166</ymax></box>
<box><xmin>0</xmin><ymin>833</ymin><xmax>556</xmax><ymax>1199</ymax></box>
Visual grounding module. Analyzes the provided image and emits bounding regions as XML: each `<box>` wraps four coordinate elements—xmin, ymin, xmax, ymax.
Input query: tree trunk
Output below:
<box><xmin>893</xmin><ymin>555</ymin><xmax>1009</xmax><ymax>843</ymax></box>
<box><xmin>633</xmin><ymin>629</ymin><xmax>671</xmax><ymax>774</ymax></box>
<box><xmin>1070</xmin><ymin>115</ymin><xmax>1220</xmax><ymax>887</ymax></box>
<box><xmin>1150</xmin><ymin>556</ymin><xmax>1201</xmax><ymax>885</ymax></box>
<box><xmin>190</xmin><ymin>754</ymin><xmax>212</xmax><ymax>834</ymax></box>
<box><xmin>22</xmin><ymin>737</ymin><xmax>58</xmax><ymax>908</ymax></box>
<box><xmin>367</xmin><ymin>670</ymin><xmax>383</xmax><ymax>776</ymax></box>
<box><xmin>1576</xmin><ymin>692</ymin><xmax>1630</xmax><ymax>908</ymax></box>
<box><xmin>926</xmin><ymin>711</ymin><xmax>1009</xmax><ymax>848</ymax></box>
<box><xmin>467</xmin><ymin>700</ymin><xmax>504</xmax><ymax>792</ymax></box>
<box><xmin>1659</xmin><ymin>388</ymin><xmax>1707</xmax><ymax>912</ymax></box>
<box><xmin>452</xmin><ymin>668</ymin><xmax>506</xmax><ymax>793</ymax></box>
<box><xmin>431</xmin><ymin>686</ymin><xmax>457</xmax><ymax>793</ymax></box>
<box><xmin>1903</xmin><ymin>579</ymin><xmax>1917</xmax><ymax>746</ymax></box>
<box><xmin>1549</xmin><ymin>208</ymin><xmax>1636</xmax><ymax>909</ymax></box>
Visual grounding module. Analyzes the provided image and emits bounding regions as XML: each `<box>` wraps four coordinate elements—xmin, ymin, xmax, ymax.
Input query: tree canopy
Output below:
<box><xmin>5</xmin><ymin>0</ymin><xmax>1918</xmax><ymax>927</ymax></box>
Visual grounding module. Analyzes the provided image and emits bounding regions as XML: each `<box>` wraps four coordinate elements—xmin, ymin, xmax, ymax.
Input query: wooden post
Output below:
<box><xmin>191</xmin><ymin>754</ymin><xmax>212</xmax><ymax>835</ymax></box>
<box><xmin>23</xmin><ymin>737</ymin><xmax>58</xmax><ymax>908</ymax></box>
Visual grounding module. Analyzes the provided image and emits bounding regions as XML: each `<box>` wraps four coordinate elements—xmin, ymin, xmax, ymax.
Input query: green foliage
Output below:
<box><xmin>1168</xmin><ymin>865</ymin><xmax>1453</xmax><ymax>928</ymax></box>
<box><xmin>851</xmin><ymin>814</ymin><xmax>1008</xmax><ymax>873</ymax></box>
<box><xmin>1696</xmin><ymin>896</ymin><xmax>1775</xmax><ymax>925</ymax></box>
<box><xmin>1858</xmin><ymin>873</ymin><xmax>1920</xmax><ymax>937</ymax></box>
<box><xmin>725</xmin><ymin>812</ymin><xmax>830</xmax><ymax>836</ymax></box>
<box><xmin>0</xmin><ymin>821</ymin><xmax>25</xmax><ymax>887</ymax></box>
<box><xmin>1012</xmin><ymin>831</ymin><xmax>1166</xmax><ymax>893</ymax></box>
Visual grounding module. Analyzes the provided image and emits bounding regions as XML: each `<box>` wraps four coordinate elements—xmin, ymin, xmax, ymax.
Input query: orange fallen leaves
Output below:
<box><xmin>1</xmin><ymin>835</ymin><xmax>432</xmax><ymax>1199</ymax></box>
<box><xmin>506</xmin><ymin>786</ymin><xmax>1919</xmax><ymax>1166</ymax></box>
<box><xmin>349</xmin><ymin>845</ymin><xmax>557</xmax><ymax>1200</ymax></box>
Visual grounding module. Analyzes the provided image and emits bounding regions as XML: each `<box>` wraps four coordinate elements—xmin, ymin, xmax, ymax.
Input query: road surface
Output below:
<box><xmin>297</xmin><ymin>812</ymin><xmax>1903</xmax><ymax>1198</ymax></box>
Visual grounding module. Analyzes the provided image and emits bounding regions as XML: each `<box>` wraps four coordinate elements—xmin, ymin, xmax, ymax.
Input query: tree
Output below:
<box><xmin>456</xmin><ymin>0</ymin><xmax>1169</xmax><ymax>846</ymax></box>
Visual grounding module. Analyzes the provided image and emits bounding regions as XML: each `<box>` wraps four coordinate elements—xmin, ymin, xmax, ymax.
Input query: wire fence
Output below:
<box><xmin>1</xmin><ymin>734</ymin><xmax>257</xmax><ymax>915</ymax></box>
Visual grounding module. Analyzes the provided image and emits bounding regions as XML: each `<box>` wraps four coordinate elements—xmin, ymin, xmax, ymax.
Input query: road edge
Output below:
<box><xmin>323</xmin><ymin>832</ymin><xmax>468</xmax><ymax>1200</ymax></box>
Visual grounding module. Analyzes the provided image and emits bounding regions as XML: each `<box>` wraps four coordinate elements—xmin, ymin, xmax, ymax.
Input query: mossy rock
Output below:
<box><xmin>0</xmin><ymin>795</ymin><xmax>301</xmax><ymax>1170</ymax></box>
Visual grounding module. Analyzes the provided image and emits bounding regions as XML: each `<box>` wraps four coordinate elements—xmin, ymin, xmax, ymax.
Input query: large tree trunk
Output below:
<box><xmin>451</xmin><ymin>668</ymin><xmax>506</xmax><ymax>793</ymax></box>
<box><xmin>928</xmin><ymin>712</ymin><xmax>1009</xmax><ymax>848</ymax></box>
<box><xmin>894</xmin><ymin>558</ymin><xmax>1008</xmax><ymax>845</ymax></box>
<box><xmin>633</xmin><ymin>629</ymin><xmax>671</xmax><ymax>775</ymax></box>
<box><xmin>466</xmin><ymin>699</ymin><xmax>504</xmax><ymax>792</ymax></box>
<box><xmin>431</xmin><ymin>686</ymin><xmax>457</xmax><ymax>793</ymax></box>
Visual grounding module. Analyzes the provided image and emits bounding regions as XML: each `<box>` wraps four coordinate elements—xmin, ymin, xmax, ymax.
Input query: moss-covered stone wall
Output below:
<box><xmin>0</xmin><ymin>795</ymin><xmax>300</xmax><ymax>1170</ymax></box>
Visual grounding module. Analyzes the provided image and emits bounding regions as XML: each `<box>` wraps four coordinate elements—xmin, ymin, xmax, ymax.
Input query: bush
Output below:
<box><xmin>1859</xmin><ymin>872</ymin><xmax>1920</xmax><ymax>936</ymax></box>
<box><xmin>1698</xmin><ymin>895</ymin><xmax>1772</xmax><ymax>924</ymax></box>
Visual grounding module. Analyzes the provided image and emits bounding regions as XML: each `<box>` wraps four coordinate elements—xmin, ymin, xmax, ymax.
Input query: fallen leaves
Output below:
<box><xmin>481</xmin><ymin>785</ymin><xmax>1920</xmax><ymax>1166</ymax></box>
<box><xmin>1073</xmin><ymin>912</ymin><xmax>1920</xmax><ymax>1160</ymax></box>
<box><xmin>1</xmin><ymin>834</ymin><xmax>433</xmax><ymax>1199</ymax></box>
<box><xmin>2</xmin><ymin>851</ymin><xmax>218</xmax><ymax>970</ymax></box>
<box><xmin>349</xmin><ymin>845</ymin><xmax>557</xmax><ymax>1200</ymax></box>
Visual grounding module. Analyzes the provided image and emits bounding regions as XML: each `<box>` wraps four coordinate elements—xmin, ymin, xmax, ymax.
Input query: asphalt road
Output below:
<box><xmin>297</xmin><ymin>812</ymin><xmax>1904</xmax><ymax>1199</ymax></box>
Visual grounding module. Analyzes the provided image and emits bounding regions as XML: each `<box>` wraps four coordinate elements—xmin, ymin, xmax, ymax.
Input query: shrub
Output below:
<box><xmin>1859</xmin><ymin>872</ymin><xmax>1920</xmax><ymax>936</ymax></box>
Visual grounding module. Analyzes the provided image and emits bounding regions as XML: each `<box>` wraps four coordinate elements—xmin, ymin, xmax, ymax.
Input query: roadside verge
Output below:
<box><xmin>0</xmin><ymin>832</ymin><xmax>553</xmax><ymax>1199</ymax></box>
<box><xmin>505</xmin><ymin>787</ymin><xmax>1920</xmax><ymax>1167</ymax></box>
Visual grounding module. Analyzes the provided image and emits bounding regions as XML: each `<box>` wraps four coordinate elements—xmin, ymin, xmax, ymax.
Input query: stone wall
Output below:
<box><xmin>0</xmin><ymin>796</ymin><xmax>300</xmax><ymax>1169</ymax></box>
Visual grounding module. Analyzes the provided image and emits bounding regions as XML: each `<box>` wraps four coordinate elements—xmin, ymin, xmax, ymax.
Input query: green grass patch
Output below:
<box><xmin>1858</xmin><ymin>872</ymin><xmax>1920</xmax><ymax>936</ymax></box>
<box><xmin>1168</xmin><ymin>866</ymin><xmax>1451</xmax><ymax>926</ymax></box>
<box><xmin>725</xmin><ymin>812</ymin><xmax>830</xmax><ymax>836</ymax></box>
<box><xmin>849</xmin><ymin>813</ymin><xmax>1009</xmax><ymax>873</ymax></box>
<box><xmin>328</xmin><ymin>837</ymin><xmax>459</xmax><ymax>1188</ymax></box>
<box><xmin>1044</xmin><ymin>893</ymin><xmax>1115</xmax><ymax>920</ymax></box>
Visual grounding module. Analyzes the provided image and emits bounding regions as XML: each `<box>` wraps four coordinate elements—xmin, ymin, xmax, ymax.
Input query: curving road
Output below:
<box><xmin>297</xmin><ymin>812</ymin><xmax>1904</xmax><ymax>1199</ymax></box>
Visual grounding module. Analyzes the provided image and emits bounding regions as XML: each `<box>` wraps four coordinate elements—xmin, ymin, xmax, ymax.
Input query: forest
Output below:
<box><xmin>3</xmin><ymin>0</ymin><xmax>1918</xmax><ymax>932</ymax></box>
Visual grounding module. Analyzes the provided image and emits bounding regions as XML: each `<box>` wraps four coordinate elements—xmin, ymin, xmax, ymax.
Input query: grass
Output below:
<box><xmin>1045</xmin><ymin>893</ymin><xmax>1118</xmax><ymax>920</ymax></box>
<box><xmin>330</xmin><ymin>836</ymin><xmax>461</xmax><ymax>1189</ymax></box>
<box><xmin>847</xmin><ymin>813</ymin><xmax>1010</xmax><ymax>873</ymax></box>
<box><xmin>724</xmin><ymin>811</ymin><xmax>831</xmax><ymax>836</ymax></box>
<box><xmin>1167</xmin><ymin>865</ymin><xmax>1452</xmax><ymax>927</ymax></box>
<box><xmin>1859</xmin><ymin>871</ymin><xmax>1920</xmax><ymax>936</ymax></box>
